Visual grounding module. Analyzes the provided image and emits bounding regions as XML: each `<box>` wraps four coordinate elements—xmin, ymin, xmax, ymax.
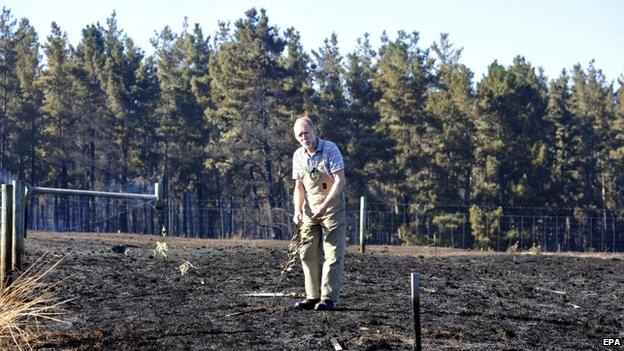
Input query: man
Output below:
<box><xmin>291</xmin><ymin>117</ymin><xmax>346</xmax><ymax>311</ymax></box>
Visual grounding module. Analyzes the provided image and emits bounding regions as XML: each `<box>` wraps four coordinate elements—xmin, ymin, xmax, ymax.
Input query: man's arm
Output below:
<box><xmin>293</xmin><ymin>179</ymin><xmax>305</xmax><ymax>224</ymax></box>
<box><xmin>311</xmin><ymin>170</ymin><xmax>345</xmax><ymax>220</ymax></box>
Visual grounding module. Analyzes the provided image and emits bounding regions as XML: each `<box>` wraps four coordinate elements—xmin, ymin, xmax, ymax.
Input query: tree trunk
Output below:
<box><xmin>196</xmin><ymin>182</ymin><xmax>205</xmax><ymax>238</ymax></box>
<box><xmin>119</xmin><ymin>147</ymin><xmax>129</xmax><ymax>233</ymax></box>
<box><xmin>89</xmin><ymin>134</ymin><xmax>96</xmax><ymax>232</ymax></box>
<box><xmin>59</xmin><ymin>164</ymin><xmax>69</xmax><ymax>231</ymax></box>
<box><xmin>263</xmin><ymin>153</ymin><xmax>280</xmax><ymax>239</ymax></box>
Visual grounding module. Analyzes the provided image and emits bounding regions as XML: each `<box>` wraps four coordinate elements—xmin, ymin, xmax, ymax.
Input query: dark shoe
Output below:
<box><xmin>314</xmin><ymin>299</ymin><xmax>334</xmax><ymax>311</ymax></box>
<box><xmin>294</xmin><ymin>298</ymin><xmax>320</xmax><ymax>310</ymax></box>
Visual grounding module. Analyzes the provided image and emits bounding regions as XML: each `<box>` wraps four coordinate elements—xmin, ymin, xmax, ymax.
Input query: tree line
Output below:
<box><xmin>1</xmin><ymin>7</ymin><xmax>623</xmax><ymax>245</ymax></box>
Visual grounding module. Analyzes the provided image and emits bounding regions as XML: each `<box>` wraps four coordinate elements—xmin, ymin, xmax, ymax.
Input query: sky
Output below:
<box><xmin>4</xmin><ymin>0</ymin><xmax>624</xmax><ymax>84</ymax></box>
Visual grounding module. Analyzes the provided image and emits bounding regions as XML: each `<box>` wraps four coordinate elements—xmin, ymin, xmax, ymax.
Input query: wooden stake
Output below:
<box><xmin>411</xmin><ymin>273</ymin><xmax>422</xmax><ymax>351</ymax></box>
<box><xmin>12</xmin><ymin>180</ymin><xmax>25</xmax><ymax>271</ymax></box>
<box><xmin>154</xmin><ymin>182</ymin><xmax>162</xmax><ymax>202</ymax></box>
<box><xmin>1</xmin><ymin>184</ymin><xmax>13</xmax><ymax>287</ymax></box>
<box><xmin>359</xmin><ymin>196</ymin><xmax>366</xmax><ymax>253</ymax></box>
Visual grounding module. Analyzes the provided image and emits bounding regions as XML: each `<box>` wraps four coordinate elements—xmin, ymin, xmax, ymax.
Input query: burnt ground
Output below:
<box><xmin>15</xmin><ymin>231</ymin><xmax>624</xmax><ymax>350</ymax></box>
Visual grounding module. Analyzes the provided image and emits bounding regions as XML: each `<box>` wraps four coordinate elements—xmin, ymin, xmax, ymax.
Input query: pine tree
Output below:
<box><xmin>427</xmin><ymin>33</ymin><xmax>475</xmax><ymax>208</ymax></box>
<box><xmin>131</xmin><ymin>56</ymin><xmax>160</xmax><ymax>181</ymax></box>
<box><xmin>278</xmin><ymin>27</ymin><xmax>313</xmax><ymax>204</ymax></box>
<box><xmin>472</xmin><ymin>57</ymin><xmax>550</xmax><ymax>249</ymax></box>
<box><xmin>281</xmin><ymin>27</ymin><xmax>313</xmax><ymax>117</ymax></box>
<box><xmin>311</xmin><ymin>33</ymin><xmax>348</xmax><ymax>148</ymax></box>
<box><xmin>343</xmin><ymin>33</ymin><xmax>384</xmax><ymax>204</ymax></box>
<box><xmin>72</xmin><ymin>23</ymin><xmax>109</xmax><ymax>192</ymax></box>
<box><xmin>103</xmin><ymin>13</ymin><xmax>133</xmax><ymax>189</ymax></box>
<box><xmin>65</xmin><ymin>23</ymin><xmax>109</xmax><ymax>231</ymax></box>
<box><xmin>373</xmin><ymin>30</ymin><xmax>433</xmax><ymax>212</ymax></box>
<box><xmin>0</xmin><ymin>8</ymin><xmax>18</xmax><ymax>173</ymax></box>
<box><xmin>473</xmin><ymin>57</ymin><xmax>549</xmax><ymax>209</ymax></box>
<box><xmin>207</xmin><ymin>8</ymin><xmax>291</xmax><ymax>237</ymax></box>
<box><xmin>568</xmin><ymin>62</ymin><xmax>614</xmax><ymax>211</ymax></box>
<box><xmin>102</xmin><ymin>13</ymin><xmax>151</xmax><ymax>231</ymax></box>
<box><xmin>39</xmin><ymin>23</ymin><xmax>75</xmax><ymax>187</ymax></box>
<box><xmin>609</xmin><ymin>76</ymin><xmax>624</xmax><ymax>215</ymax></box>
<box><xmin>10</xmin><ymin>18</ymin><xmax>41</xmax><ymax>183</ymax></box>
<box><xmin>153</xmin><ymin>21</ymin><xmax>211</xmax><ymax>198</ymax></box>
<box><xmin>507</xmin><ymin>57</ymin><xmax>551</xmax><ymax>208</ymax></box>
<box><xmin>38</xmin><ymin>23</ymin><xmax>76</xmax><ymax>230</ymax></box>
<box><xmin>176</xmin><ymin>21</ymin><xmax>213</xmax><ymax>236</ymax></box>
<box><xmin>179</xmin><ymin>21</ymin><xmax>212</xmax><ymax>195</ymax></box>
<box><xmin>546</xmin><ymin>70</ymin><xmax>580</xmax><ymax>210</ymax></box>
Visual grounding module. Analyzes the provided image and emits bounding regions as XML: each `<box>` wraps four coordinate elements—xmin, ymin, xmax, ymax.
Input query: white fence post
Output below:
<box><xmin>359</xmin><ymin>196</ymin><xmax>367</xmax><ymax>253</ymax></box>
<box><xmin>1</xmin><ymin>184</ymin><xmax>14</xmax><ymax>287</ymax></box>
<box><xmin>12</xmin><ymin>180</ymin><xmax>25</xmax><ymax>271</ymax></box>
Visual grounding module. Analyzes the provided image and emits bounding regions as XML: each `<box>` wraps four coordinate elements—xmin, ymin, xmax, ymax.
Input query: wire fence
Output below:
<box><xmin>362</xmin><ymin>209</ymin><xmax>624</xmax><ymax>252</ymax></box>
<box><xmin>27</xmin><ymin>195</ymin><xmax>159</xmax><ymax>234</ymax></box>
<box><xmin>23</xmin><ymin>194</ymin><xmax>624</xmax><ymax>252</ymax></box>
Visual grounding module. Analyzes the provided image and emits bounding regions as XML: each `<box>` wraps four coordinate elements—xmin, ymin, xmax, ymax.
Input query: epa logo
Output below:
<box><xmin>603</xmin><ymin>338</ymin><xmax>623</xmax><ymax>346</ymax></box>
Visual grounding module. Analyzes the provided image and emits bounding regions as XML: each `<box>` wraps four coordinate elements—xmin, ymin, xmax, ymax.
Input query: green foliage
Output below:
<box><xmin>432</xmin><ymin>213</ymin><xmax>465</xmax><ymax>246</ymax></box>
<box><xmin>473</xmin><ymin>58</ymin><xmax>550</xmax><ymax>208</ymax></box>
<box><xmin>609</xmin><ymin>80</ymin><xmax>624</xmax><ymax>215</ymax></box>
<box><xmin>469</xmin><ymin>205</ymin><xmax>502</xmax><ymax>249</ymax></box>
<box><xmin>566</xmin><ymin>63</ymin><xmax>614</xmax><ymax>210</ymax></box>
<box><xmin>311</xmin><ymin>33</ymin><xmax>347</xmax><ymax>146</ymax></box>
<box><xmin>153</xmin><ymin>19</ymin><xmax>212</xmax><ymax>196</ymax></box>
<box><xmin>7</xmin><ymin>17</ymin><xmax>42</xmax><ymax>183</ymax></box>
<box><xmin>397</xmin><ymin>224</ymin><xmax>417</xmax><ymax>246</ymax></box>
<box><xmin>207</xmin><ymin>9</ymin><xmax>289</xmax><ymax>199</ymax></box>
<box><xmin>432</xmin><ymin>213</ymin><xmax>463</xmax><ymax>232</ymax></box>
<box><xmin>38</xmin><ymin>22</ymin><xmax>76</xmax><ymax>189</ymax></box>
<box><xmin>426</xmin><ymin>33</ymin><xmax>475</xmax><ymax>206</ymax></box>
<box><xmin>0</xmin><ymin>5</ymin><xmax>623</xmax><ymax>242</ymax></box>
<box><xmin>373</xmin><ymin>31</ymin><xmax>433</xmax><ymax>205</ymax></box>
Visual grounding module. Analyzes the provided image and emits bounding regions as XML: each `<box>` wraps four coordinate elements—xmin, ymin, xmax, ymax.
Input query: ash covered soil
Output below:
<box><xmin>22</xmin><ymin>231</ymin><xmax>624</xmax><ymax>350</ymax></box>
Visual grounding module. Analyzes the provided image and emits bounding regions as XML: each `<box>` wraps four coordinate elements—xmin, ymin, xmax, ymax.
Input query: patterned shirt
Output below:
<box><xmin>292</xmin><ymin>138</ymin><xmax>345</xmax><ymax>180</ymax></box>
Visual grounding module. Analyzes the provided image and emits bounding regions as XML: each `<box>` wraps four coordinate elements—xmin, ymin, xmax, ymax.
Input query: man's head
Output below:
<box><xmin>294</xmin><ymin>117</ymin><xmax>317</xmax><ymax>152</ymax></box>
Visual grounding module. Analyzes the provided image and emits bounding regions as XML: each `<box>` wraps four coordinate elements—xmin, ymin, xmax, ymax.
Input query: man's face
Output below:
<box><xmin>294</xmin><ymin>121</ymin><xmax>316</xmax><ymax>150</ymax></box>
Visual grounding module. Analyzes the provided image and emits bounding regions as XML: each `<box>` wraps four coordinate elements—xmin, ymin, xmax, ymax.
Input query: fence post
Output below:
<box><xmin>359</xmin><ymin>196</ymin><xmax>367</xmax><ymax>253</ymax></box>
<box><xmin>1</xmin><ymin>184</ymin><xmax>14</xmax><ymax>287</ymax></box>
<box><xmin>154</xmin><ymin>182</ymin><xmax>162</xmax><ymax>234</ymax></box>
<box><xmin>154</xmin><ymin>182</ymin><xmax>162</xmax><ymax>203</ymax></box>
<box><xmin>497</xmin><ymin>216</ymin><xmax>501</xmax><ymax>251</ymax></box>
<box><xmin>462</xmin><ymin>214</ymin><xmax>466</xmax><ymax>249</ymax></box>
<box><xmin>155</xmin><ymin>181</ymin><xmax>168</xmax><ymax>235</ymax></box>
<box><xmin>12</xmin><ymin>180</ymin><xmax>25</xmax><ymax>271</ymax></box>
<box><xmin>612</xmin><ymin>215</ymin><xmax>616</xmax><ymax>253</ymax></box>
<box><xmin>411</xmin><ymin>273</ymin><xmax>422</xmax><ymax>351</ymax></box>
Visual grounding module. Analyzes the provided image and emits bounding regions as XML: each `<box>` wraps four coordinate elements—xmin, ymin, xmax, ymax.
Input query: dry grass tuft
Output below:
<box><xmin>281</xmin><ymin>224</ymin><xmax>313</xmax><ymax>275</ymax></box>
<box><xmin>179</xmin><ymin>260</ymin><xmax>196</xmax><ymax>276</ymax></box>
<box><xmin>506</xmin><ymin>241</ymin><xmax>519</xmax><ymax>253</ymax></box>
<box><xmin>282</xmin><ymin>225</ymin><xmax>302</xmax><ymax>274</ymax></box>
<box><xmin>0</xmin><ymin>253</ymin><xmax>71</xmax><ymax>351</ymax></box>
<box><xmin>528</xmin><ymin>243</ymin><xmax>542</xmax><ymax>255</ymax></box>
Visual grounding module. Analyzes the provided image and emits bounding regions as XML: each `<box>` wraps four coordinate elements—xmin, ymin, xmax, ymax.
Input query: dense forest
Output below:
<box><xmin>1</xmin><ymin>7</ymin><xmax>623</xmax><ymax>246</ymax></box>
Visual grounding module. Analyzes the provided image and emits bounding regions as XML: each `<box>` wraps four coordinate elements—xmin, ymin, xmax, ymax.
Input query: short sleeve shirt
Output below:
<box><xmin>292</xmin><ymin>138</ymin><xmax>344</xmax><ymax>180</ymax></box>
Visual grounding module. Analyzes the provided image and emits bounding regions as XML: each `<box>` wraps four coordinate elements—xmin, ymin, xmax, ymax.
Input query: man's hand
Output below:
<box><xmin>293</xmin><ymin>210</ymin><xmax>303</xmax><ymax>224</ymax></box>
<box><xmin>311</xmin><ymin>203</ymin><xmax>328</xmax><ymax>220</ymax></box>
